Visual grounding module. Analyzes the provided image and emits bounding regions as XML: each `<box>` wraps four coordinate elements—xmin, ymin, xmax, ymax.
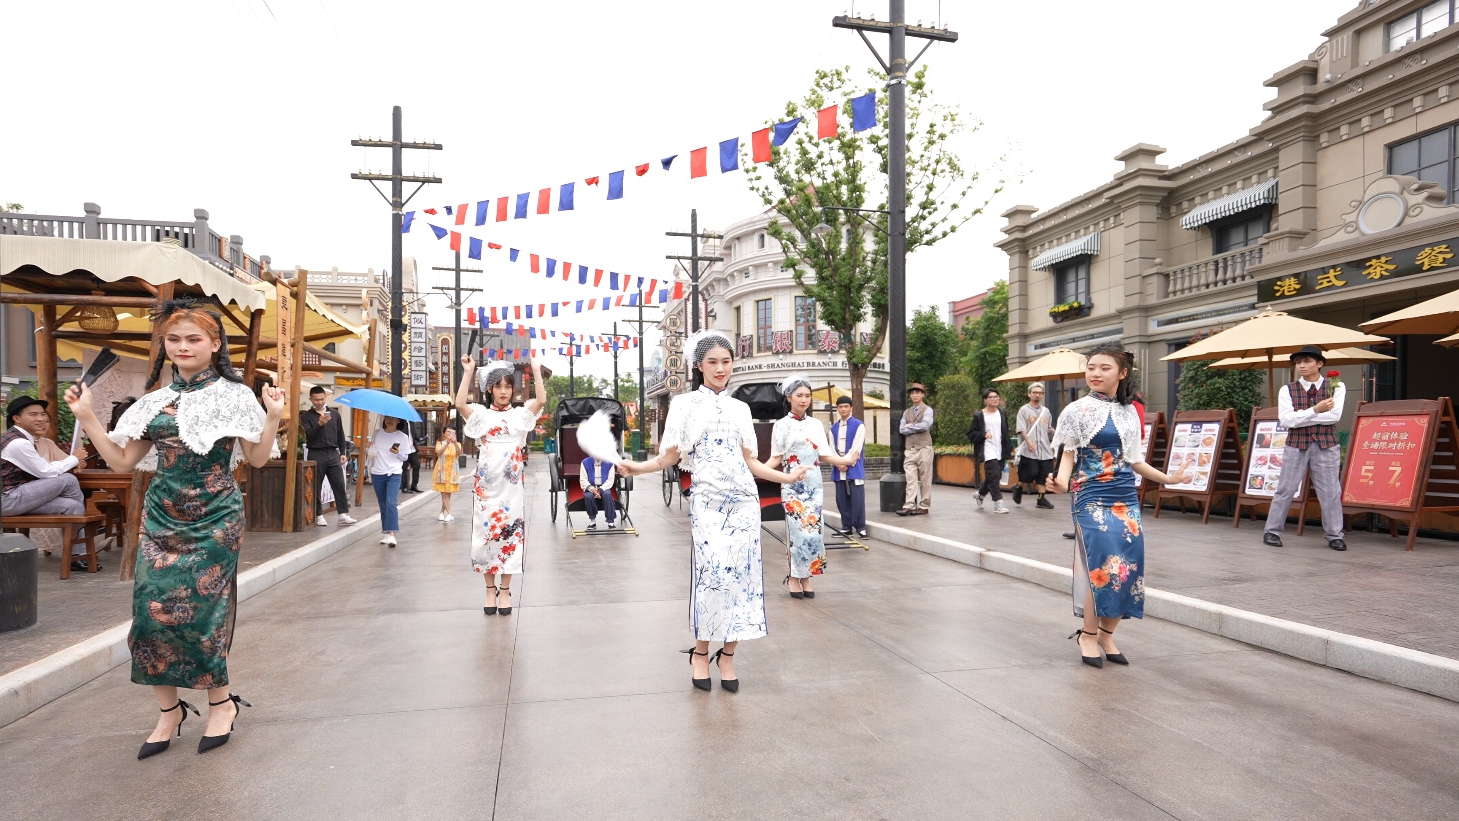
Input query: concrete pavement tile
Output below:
<box><xmin>935</xmin><ymin>650</ymin><xmax>1459</xmax><ymax>821</ymax></box>
<box><xmin>0</xmin><ymin>700</ymin><xmax>506</xmax><ymax>821</ymax></box>
<box><xmin>492</xmin><ymin>675</ymin><xmax>1174</xmax><ymax>821</ymax></box>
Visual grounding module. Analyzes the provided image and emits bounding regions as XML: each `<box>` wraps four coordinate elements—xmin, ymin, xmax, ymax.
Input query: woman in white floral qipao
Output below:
<box><xmin>454</xmin><ymin>355</ymin><xmax>545</xmax><ymax>617</ymax></box>
<box><xmin>618</xmin><ymin>331</ymin><xmax>808</xmax><ymax>692</ymax></box>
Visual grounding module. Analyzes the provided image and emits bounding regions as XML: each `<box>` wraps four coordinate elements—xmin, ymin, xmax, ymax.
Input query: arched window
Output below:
<box><xmin>757</xmin><ymin>232</ymin><xmax>766</xmax><ymax>250</ymax></box>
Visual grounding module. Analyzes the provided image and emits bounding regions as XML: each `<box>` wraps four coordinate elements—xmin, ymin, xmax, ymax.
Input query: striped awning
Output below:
<box><xmin>1180</xmin><ymin>178</ymin><xmax>1279</xmax><ymax>230</ymax></box>
<box><xmin>1030</xmin><ymin>232</ymin><xmax>1100</xmax><ymax>270</ymax></box>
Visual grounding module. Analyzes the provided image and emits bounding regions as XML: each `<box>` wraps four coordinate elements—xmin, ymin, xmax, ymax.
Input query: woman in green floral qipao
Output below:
<box><xmin>68</xmin><ymin>300</ymin><xmax>284</xmax><ymax>759</ymax></box>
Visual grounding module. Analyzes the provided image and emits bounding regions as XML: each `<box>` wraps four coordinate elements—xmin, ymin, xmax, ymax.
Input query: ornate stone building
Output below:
<box><xmin>998</xmin><ymin>0</ymin><xmax>1459</xmax><ymax>422</ymax></box>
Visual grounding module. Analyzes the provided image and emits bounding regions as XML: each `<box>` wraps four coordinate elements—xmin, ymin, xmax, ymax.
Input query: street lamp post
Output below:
<box><xmin>831</xmin><ymin>2</ymin><xmax>957</xmax><ymax>511</ymax></box>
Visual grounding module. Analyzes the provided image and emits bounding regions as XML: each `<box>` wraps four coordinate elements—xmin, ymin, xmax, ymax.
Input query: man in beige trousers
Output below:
<box><xmin>896</xmin><ymin>383</ymin><xmax>935</xmax><ymax>516</ymax></box>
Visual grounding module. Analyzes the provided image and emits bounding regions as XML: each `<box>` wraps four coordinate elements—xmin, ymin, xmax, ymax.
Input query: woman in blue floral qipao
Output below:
<box><xmin>1046</xmin><ymin>345</ymin><xmax>1192</xmax><ymax>669</ymax></box>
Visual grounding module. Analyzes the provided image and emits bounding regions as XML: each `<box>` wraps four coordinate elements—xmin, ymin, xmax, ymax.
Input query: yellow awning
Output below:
<box><xmin>247</xmin><ymin>282</ymin><xmax>366</xmax><ymax>356</ymax></box>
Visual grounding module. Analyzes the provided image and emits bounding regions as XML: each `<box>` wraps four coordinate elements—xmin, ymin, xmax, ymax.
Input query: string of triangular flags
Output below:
<box><xmin>480</xmin><ymin>344</ymin><xmax>629</xmax><ymax>359</ymax></box>
<box><xmin>420</xmin><ymin>223</ymin><xmax>673</xmax><ymax>297</ymax></box>
<box><xmin>463</xmin><ymin>285</ymin><xmax>685</xmax><ymax>325</ymax></box>
<box><xmin>471</xmin><ymin>321</ymin><xmax>639</xmax><ymax>346</ymax></box>
<box><xmin>401</xmin><ymin>91</ymin><xmax>877</xmax><ymax>231</ymax></box>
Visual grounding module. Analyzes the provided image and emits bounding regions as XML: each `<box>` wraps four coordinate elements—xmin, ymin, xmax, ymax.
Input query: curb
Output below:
<box><xmin>826</xmin><ymin>512</ymin><xmax>1459</xmax><ymax>703</ymax></box>
<box><xmin>0</xmin><ymin>490</ymin><xmax>439</xmax><ymax>729</ymax></box>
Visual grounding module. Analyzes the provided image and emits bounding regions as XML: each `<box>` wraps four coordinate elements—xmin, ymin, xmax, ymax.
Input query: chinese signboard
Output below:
<box><xmin>275</xmin><ymin>281</ymin><xmax>294</xmax><ymax>419</ymax></box>
<box><xmin>409</xmin><ymin>312</ymin><xmax>429</xmax><ymax>389</ymax></box>
<box><xmin>1341</xmin><ymin>414</ymin><xmax>1429</xmax><ymax>509</ymax></box>
<box><xmin>1258</xmin><ymin>238</ymin><xmax>1457</xmax><ymax>302</ymax></box>
<box><xmin>439</xmin><ymin>336</ymin><xmax>453</xmax><ymax>397</ymax></box>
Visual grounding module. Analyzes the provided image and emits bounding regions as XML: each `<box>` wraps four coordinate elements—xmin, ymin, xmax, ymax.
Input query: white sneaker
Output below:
<box><xmin>993</xmin><ymin>503</ymin><xmax>1009</xmax><ymax>514</ymax></box>
<box><xmin>316</xmin><ymin>516</ymin><xmax>327</xmax><ymax>526</ymax></box>
<box><xmin>437</xmin><ymin>512</ymin><xmax>446</xmax><ymax>522</ymax></box>
<box><xmin>384</xmin><ymin>534</ymin><xmax>397</xmax><ymax>547</ymax></box>
<box><xmin>607</xmin><ymin>520</ymin><xmax>617</xmax><ymax>529</ymax></box>
<box><xmin>976</xmin><ymin>494</ymin><xmax>985</xmax><ymax>510</ymax></box>
<box><xmin>379</xmin><ymin>535</ymin><xmax>390</xmax><ymax>544</ymax></box>
<box><xmin>338</xmin><ymin>514</ymin><xmax>356</xmax><ymax>524</ymax></box>
<box><xmin>446</xmin><ymin>513</ymin><xmax>454</xmax><ymax>522</ymax></box>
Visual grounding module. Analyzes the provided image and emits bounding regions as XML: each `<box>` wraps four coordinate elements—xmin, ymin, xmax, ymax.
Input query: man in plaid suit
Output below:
<box><xmin>1264</xmin><ymin>346</ymin><xmax>1347</xmax><ymax>551</ymax></box>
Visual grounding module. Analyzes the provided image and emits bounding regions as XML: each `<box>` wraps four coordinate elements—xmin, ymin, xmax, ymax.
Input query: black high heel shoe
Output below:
<box><xmin>710</xmin><ymin>648</ymin><xmax>738</xmax><ymax>693</ymax></box>
<box><xmin>484</xmin><ymin>584</ymin><xmax>498</xmax><ymax>615</ymax></box>
<box><xmin>138</xmin><ymin>699</ymin><xmax>198</xmax><ymax>760</ymax></box>
<box><xmin>682</xmin><ymin>648</ymin><xmax>711</xmax><ymax>691</ymax></box>
<box><xmin>1098</xmin><ymin>626</ymin><xmax>1128</xmax><ymax>665</ymax></box>
<box><xmin>497</xmin><ymin>586</ymin><xmax>512</xmax><ymax>616</ymax></box>
<box><xmin>783</xmin><ymin>575</ymin><xmax>804</xmax><ymax>599</ymax></box>
<box><xmin>197</xmin><ymin>694</ymin><xmax>251</xmax><ymax>753</ymax></box>
<box><xmin>1069</xmin><ymin>629</ymin><xmax>1103</xmax><ymax>668</ymax></box>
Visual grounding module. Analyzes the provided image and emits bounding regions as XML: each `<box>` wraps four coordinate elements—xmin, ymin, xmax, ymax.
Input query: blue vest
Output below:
<box><xmin>830</xmin><ymin>417</ymin><xmax>866</xmax><ymax>481</ymax></box>
<box><xmin>581</xmin><ymin>457</ymin><xmax>612</xmax><ymax>487</ymax></box>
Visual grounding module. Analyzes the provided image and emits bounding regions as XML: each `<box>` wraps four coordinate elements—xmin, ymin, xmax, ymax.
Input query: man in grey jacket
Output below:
<box><xmin>896</xmin><ymin>383</ymin><xmax>935</xmax><ymax>516</ymax></box>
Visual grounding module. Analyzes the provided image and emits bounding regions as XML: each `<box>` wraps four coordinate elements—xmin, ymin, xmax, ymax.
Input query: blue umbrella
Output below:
<box><xmin>333</xmin><ymin>389</ymin><xmax>423</xmax><ymax>422</ymax></box>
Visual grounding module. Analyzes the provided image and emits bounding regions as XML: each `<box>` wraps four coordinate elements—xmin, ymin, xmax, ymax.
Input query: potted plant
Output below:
<box><xmin>932</xmin><ymin>443</ymin><xmax>980</xmax><ymax>486</ymax></box>
<box><xmin>1049</xmin><ymin>300</ymin><xmax>1091</xmax><ymax>322</ymax></box>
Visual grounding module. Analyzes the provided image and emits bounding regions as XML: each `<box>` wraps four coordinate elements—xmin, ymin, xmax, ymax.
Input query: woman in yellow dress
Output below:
<box><xmin>434</xmin><ymin>427</ymin><xmax>462</xmax><ymax>522</ymax></box>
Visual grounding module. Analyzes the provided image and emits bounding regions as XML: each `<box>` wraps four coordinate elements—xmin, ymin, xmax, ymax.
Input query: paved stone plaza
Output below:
<box><xmin>2</xmin><ymin>466</ymin><xmax>1458</xmax><ymax>820</ymax></box>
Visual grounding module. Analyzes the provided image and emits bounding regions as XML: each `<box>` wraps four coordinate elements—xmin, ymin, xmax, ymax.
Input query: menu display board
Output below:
<box><xmin>1341</xmin><ymin>414</ymin><xmax>1429</xmax><ymax>509</ymax></box>
<box><xmin>1244</xmin><ymin>420</ymin><xmax>1303</xmax><ymax>498</ymax></box>
<box><xmin>1164</xmin><ymin>421</ymin><xmax>1221</xmax><ymax>493</ymax></box>
<box><xmin>1134</xmin><ymin>423</ymin><xmax>1151</xmax><ymax>488</ymax></box>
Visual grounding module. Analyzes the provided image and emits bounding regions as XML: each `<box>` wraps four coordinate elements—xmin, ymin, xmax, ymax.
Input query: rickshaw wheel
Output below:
<box><xmin>550</xmin><ymin>488</ymin><xmax>559</xmax><ymax>522</ymax></box>
<box><xmin>661</xmin><ymin>468</ymin><xmax>673</xmax><ymax>507</ymax></box>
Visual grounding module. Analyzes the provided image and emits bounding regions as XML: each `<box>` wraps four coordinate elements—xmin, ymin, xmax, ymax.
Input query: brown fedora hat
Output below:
<box><xmin>907</xmin><ymin>382</ymin><xmax>927</xmax><ymax>394</ymax></box>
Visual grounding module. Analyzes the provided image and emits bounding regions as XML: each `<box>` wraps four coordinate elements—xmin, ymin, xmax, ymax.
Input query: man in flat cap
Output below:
<box><xmin>2</xmin><ymin>396</ymin><xmax>94</xmax><ymax>571</ymax></box>
<box><xmin>1264</xmin><ymin>345</ymin><xmax>1347</xmax><ymax>551</ymax></box>
<box><xmin>897</xmin><ymin>383</ymin><xmax>934</xmax><ymax>516</ymax></box>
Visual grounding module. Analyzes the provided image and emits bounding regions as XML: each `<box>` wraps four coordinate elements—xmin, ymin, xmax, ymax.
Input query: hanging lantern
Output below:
<box><xmin>75</xmin><ymin>291</ymin><xmax>118</xmax><ymax>333</ymax></box>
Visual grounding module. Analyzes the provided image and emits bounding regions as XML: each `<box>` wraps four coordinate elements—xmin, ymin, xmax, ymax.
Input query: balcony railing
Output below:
<box><xmin>0</xmin><ymin>203</ymin><xmax>265</xmax><ymax>280</ymax></box>
<box><xmin>1164</xmin><ymin>245</ymin><xmax>1263</xmax><ymax>298</ymax></box>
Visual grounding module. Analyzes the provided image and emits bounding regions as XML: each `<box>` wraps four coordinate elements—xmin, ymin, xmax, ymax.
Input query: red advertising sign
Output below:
<box><xmin>1341</xmin><ymin>414</ymin><xmax>1429</xmax><ymax>509</ymax></box>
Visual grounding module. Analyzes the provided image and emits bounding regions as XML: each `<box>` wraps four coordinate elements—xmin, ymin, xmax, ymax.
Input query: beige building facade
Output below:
<box><xmin>998</xmin><ymin>0</ymin><xmax>1459</xmax><ymax>426</ymax></box>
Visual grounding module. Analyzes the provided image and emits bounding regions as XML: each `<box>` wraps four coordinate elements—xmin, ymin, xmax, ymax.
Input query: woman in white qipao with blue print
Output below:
<box><xmin>617</xmin><ymin>330</ymin><xmax>808</xmax><ymax>693</ymax></box>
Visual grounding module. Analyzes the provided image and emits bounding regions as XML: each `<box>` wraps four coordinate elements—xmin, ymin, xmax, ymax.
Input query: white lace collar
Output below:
<box><xmin>108</xmin><ymin>375</ymin><xmax>268</xmax><ymax>472</ymax></box>
<box><xmin>1053</xmin><ymin>394</ymin><xmax>1145</xmax><ymax>463</ymax></box>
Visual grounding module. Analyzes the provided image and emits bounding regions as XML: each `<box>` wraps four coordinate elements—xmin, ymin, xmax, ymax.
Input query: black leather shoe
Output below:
<box><xmin>1328</xmin><ymin>539</ymin><xmax>1347</xmax><ymax>551</ymax></box>
<box><xmin>1011</xmin><ymin>485</ymin><xmax>1023</xmax><ymax>505</ymax></box>
<box><xmin>683</xmin><ymin>648</ymin><xmax>711</xmax><ymax>691</ymax></box>
<box><xmin>138</xmin><ymin>699</ymin><xmax>198</xmax><ymax>760</ymax></box>
<box><xmin>1263</xmin><ymin>533</ymin><xmax>1283</xmax><ymax>547</ymax></box>
<box><xmin>1036</xmin><ymin>497</ymin><xmax>1055</xmax><ymax>510</ymax></box>
<box><xmin>711</xmin><ymin>648</ymin><xmax>739</xmax><ymax>692</ymax></box>
<box><xmin>895</xmin><ymin>508</ymin><xmax>912</xmax><ymax>516</ymax></box>
<box><xmin>1062</xmin><ymin>532</ymin><xmax>1075</xmax><ymax>540</ymax></box>
<box><xmin>197</xmin><ymin>694</ymin><xmax>250</xmax><ymax>754</ymax></box>
<box><xmin>70</xmin><ymin>559</ymin><xmax>101</xmax><ymax>572</ymax></box>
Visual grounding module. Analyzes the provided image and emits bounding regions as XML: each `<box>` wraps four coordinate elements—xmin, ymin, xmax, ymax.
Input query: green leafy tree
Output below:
<box><xmin>959</xmin><ymin>280</ymin><xmax>1010</xmax><ymax>391</ymax></box>
<box><xmin>744</xmin><ymin>65</ymin><xmax>1005</xmax><ymax>416</ymax></box>
<box><xmin>1</xmin><ymin>202</ymin><xmax>23</xmax><ymax>213</ymax></box>
<box><xmin>1176</xmin><ymin>359</ymin><xmax>1263</xmax><ymax>434</ymax></box>
<box><xmin>930</xmin><ymin>373</ymin><xmax>977</xmax><ymax>447</ymax></box>
<box><xmin>906</xmin><ymin>305</ymin><xmax>959</xmax><ymax>391</ymax></box>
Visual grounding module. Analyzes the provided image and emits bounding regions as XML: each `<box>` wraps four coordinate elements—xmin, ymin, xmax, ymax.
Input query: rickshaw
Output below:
<box><xmin>546</xmin><ymin>396</ymin><xmax>637</xmax><ymax>537</ymax></box>
<box><xmin>732</xmin><ymin>382</ymin><xmax>867</xmax><ymax>552</ymax></box>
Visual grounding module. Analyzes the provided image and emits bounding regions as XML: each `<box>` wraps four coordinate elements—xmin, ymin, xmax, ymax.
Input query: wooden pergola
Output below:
<box><xmin>1</xmin><ymin>236</ymin><xmax>374</xmax><ymax>541</ymax></box>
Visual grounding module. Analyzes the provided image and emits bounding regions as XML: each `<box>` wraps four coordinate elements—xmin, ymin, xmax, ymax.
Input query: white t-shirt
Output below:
<box><xmin>982</xmin><ymin>409</ymin><xmax>1001</xmax><ymax>461</ymax></box>
<box><xmin>368</xmin><ymin>429</ymin><xmax>415</xmax><ymax>476</ymax></box>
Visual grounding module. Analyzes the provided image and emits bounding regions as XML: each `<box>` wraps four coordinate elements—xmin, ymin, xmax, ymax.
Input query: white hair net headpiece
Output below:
<box><xmin>477</xmin><ymin>360</ymin><xmax>516</xmax><ymax>391</ymax></box>
<box><xmin>686</xmin><ymin>328</ymin><xmax>735</xmax><ymax>366</ymax></box>
<box><xmin>778</xmin><ymin>372</ymin><xmax>812</xmax><ymax>397</ymax></box>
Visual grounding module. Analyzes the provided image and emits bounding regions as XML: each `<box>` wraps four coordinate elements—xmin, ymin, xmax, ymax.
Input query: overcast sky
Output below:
<box><xmin>3</xmin><ymin>0</ymin><xmax>1341</xmax><ymax>380</ymax></box>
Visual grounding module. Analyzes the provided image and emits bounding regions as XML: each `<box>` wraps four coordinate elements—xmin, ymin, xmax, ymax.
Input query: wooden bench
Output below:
<box><xmin>1</xmin><ymin>513</ymin><xmax>106</xmax><ymax>579</ymax></box>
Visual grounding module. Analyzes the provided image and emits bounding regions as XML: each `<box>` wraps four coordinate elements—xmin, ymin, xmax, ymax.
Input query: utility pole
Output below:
<box><xmin>351</xmin><ymin>106</ymin><xmax>442</xmax><ymax>396</ymax></box>
<box><xmin>612</xmin><ymin>321</ymin><xmax>620</xmax><ymax>397</ymax></box>
<box><xmin>666</xmin><ymin>209</ymin><xmax>722</xmax><ymax>333</ymax></box>
<box><xmin>832</xmin><ymin>2</ymin><xmax>957</xmax><ymax>511</ymax></box>
<box><xmin>431</xmin><ymin>255</ymin><xmax>482</xmax><ymax>450</ymax></box>
<box><xmin>617</xmin><ymin>298</ymin><xmax>660</xmax><ymax>459</ymax></box>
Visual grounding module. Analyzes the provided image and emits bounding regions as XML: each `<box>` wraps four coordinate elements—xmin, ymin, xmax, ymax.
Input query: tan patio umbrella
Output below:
<box><xmin>1359</xmin><ymin>287</ymin><xmax>1459</xmax><ymax>337</ymax></box>
<box><xmin>1209</xmin><ymin>346</ymin><xmax>1396</xmax><ymax>370</ymax></box>
<box><xmin>1161</xmin><ymin>309</ymin><xmax>1390</xmax><ymax>406</ymax></box>
<box><xmin>1439</xmin><ymin>331</ymin><xmax>1459</xmax><ymax>348</ymax></box>
<box><xmin>994</xmin><ymin>347</ymin><xmax>1089</xmax><ymax>399</ymax></box>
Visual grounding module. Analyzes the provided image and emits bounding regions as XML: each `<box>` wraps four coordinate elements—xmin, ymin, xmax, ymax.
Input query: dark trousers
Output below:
<box><xmin>583</xmin><ymin>488</ymin><xmax>616</xmax><ymax>522</ymax></box>
<box><xmin>835</xmin><ymin>480</ymin><xmax>866</xmax><ymax>531</ymax></box>
<box><xmin>978</xmin><ymin>458</ymin><xmax>1003</xmax><ymax>503</ymax></box>
<box><xmin>403</xmin><ymin>452</ymin><xmax>421</xmax><ymax>490</ymax></box>
<box><xmin>311</xmin><ymin>448</ymin><xmax>349</xmax><ymax>516</ymax></box>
